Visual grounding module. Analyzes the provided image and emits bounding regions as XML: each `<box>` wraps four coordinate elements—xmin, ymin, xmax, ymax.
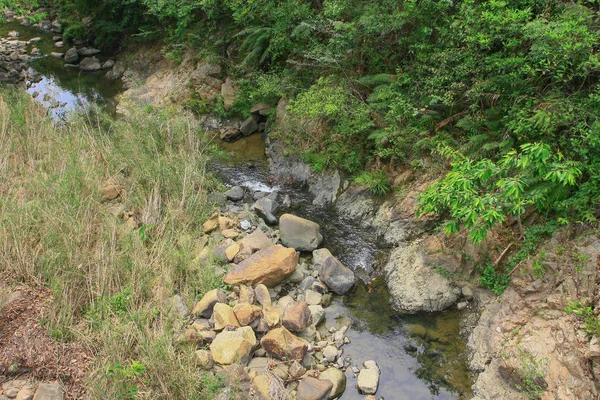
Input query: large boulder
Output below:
<box><xmin>240</xmin><ymin>115</ymin><xmax>259</xmax><ymax>136</ymax></box>
<box><xmin>224</xmin><ymin>245</ymin><xmax>298</xmax><ymax>287</ymax></box>
<box><xmin>384</xmin><ymin>241</ymin><xmax>459</xmax><ymax>313</ymax></box>
<box><xmin>79</xmin><ymin>57</ymin><xmax>101</xmax><ymax>71</ymax></box>
<box><xmin>210</xmin><ymin>326</ymin><xmax>256</xmax><ymax>365</ymax></box>
<box><xmin>261</xmin><ymin>326</ymin><xmax>309</xmax><ymax>360</ymax></box>
<box><xmin>279</xmin><ymin>214</ymin><xmax>323</xmax><ymax>251</ymax></box>
<box><xmin>320</xmin><ymin>256</ymin><xmax>355</xmax><ymax>295</ymax></box>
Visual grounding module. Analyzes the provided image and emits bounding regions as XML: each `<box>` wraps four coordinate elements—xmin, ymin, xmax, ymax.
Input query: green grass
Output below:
<box><xmin>0</xmin><ymin>90</ymin><xmax>223</xmax><ymax>399</ymax></box>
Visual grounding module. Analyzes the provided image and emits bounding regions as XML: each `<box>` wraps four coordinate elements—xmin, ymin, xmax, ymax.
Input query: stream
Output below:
<box><xmin>2</xmin><ymin>21</ymin><xmax>474</xmax><ymax>400</ymax></box>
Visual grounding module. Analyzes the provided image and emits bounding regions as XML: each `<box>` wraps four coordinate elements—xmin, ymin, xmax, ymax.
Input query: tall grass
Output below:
<box><xmin>0</xmin><ymin>91</ymin><xmax>224</xmax><ymax>399</ymax></box>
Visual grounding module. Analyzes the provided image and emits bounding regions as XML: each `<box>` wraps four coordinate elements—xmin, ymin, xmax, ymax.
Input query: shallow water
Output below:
<box><xmin>0</xmin><ymin>20</ymin><xmax>122</xmax><ymax>118</ymax></box>
<box><xmin>216</xmin><ymin>135</ymin><xmax>474</xmax><ymax>399</ymax></box>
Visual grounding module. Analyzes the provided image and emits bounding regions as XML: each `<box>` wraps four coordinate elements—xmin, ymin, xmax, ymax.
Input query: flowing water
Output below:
<box><xmin>3</xmin><ymin>20</ymin><xmax>474</xmax><ymax>399</ymax></box>
<box><xmin>216</xmin><ymin>135</ymin><xmax>474</xmax><ymax>399</ymax></box>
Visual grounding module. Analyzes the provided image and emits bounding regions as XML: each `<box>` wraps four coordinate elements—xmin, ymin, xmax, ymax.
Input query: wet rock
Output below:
<box><xmin>319</xmin><ymin>368</ymin><xmax>346</xmax><ymax>399</ymax></box>
<box><xmin>225</xmin><ymin>186</ymin><xmax>244</xmax><ymax>201</ymax></box>
<box><xmin>195</xmin><ymin>349</ymin><xmax>214</xmax><ymax>370</ymax></box>
<box><xmin>192</xmin><ymin>289</ymin><xmax>227</xmax><ymax>317</ymax></box>
<box><xmin>296</xmin><ymin>377</ymin><xmax>333</xmax><ymax>400</ymax></box>
<box><xmin>32</xmin><ymin>383</ymin><xmax>63</xmax><ymax>400</ymax></box>
<box><xmin>322</xmin><ymin>345</ymin><xmax>338</xmax><ymax>363</ymax></box>
<box><xmin>240</xmin><ymin>115</ymin><xmax>258</xmax><ymax>136</ymax></box>
<box><xmin>280</xmin><ymin>214</ymin><xmax>323</xmax><ymax>251</ymax></box>
<box><xmin>79</xmin><ymin>57</ymin><xmax>101</xmax><ymax>71</ymax></box>
<box><xmin>213</xmin><ymin>303</ymin><xmax>240</xmax><ymax>330</ymax></box>
<box><xmin>254</xmin><ymin>197</ymin><xmax>279</xmax><ymax>225</ymax></box>
<box><xmin>357</xmin><ymin>361</ymin><xmax>380</xmax><ymax>395</ymax></box>
<box><xmin>77</xmin><ymin>47</ymin><xmax>101</xmax><ymax>56</ymax></box>
<box><xmin>320</xmin><ymin>256</ymin><xmax>354</xmax><ymax>295</ymax></box>
<box><xmin>233</xmin><ymin>303</ymin><xmax>262</xmax><ymax>326</ymax></box>
<box><xmin>261</xmin><ymin>327</ymin><xmax>309</xmax><ymax>360</ymax></box>
<box><xmin>64</xmin><ymin>47</ymin><xmax>78</xmax><ymax>64</ymax></box>
<box><xmin>223</xmin><ymin>245</ymin><xmax>298</xmax><ymax>287</ymax></box>
<box><xmin>282</xmin><ymin>301</ymin><xmax>311</xmax><ymax>332</ymax></box>
<box><xmin>210</xmin><ymin>326</ymin><xmax>256</xmax><ymax>365</ymax></box>
<box><xmin>384</xmin><ymin>242</ymin><xmax>458</xmax><ymax>313</ymax></box>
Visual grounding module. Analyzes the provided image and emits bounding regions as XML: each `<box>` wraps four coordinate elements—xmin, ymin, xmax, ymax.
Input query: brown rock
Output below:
<box><xmin>233</xmin><ymin>303</ymin><xmax>262</xmax><ymax>326</ymax></box>
<box><xmin>210</xmin><ymin>326</ymin><xmax>256</xmax><ymax>365</ymax></box>
<box><xmin>219</xmin><ymin>216</ymin><xmax>237</xmax><ymax>231</ymax></box>
<box><xmin>254</xmin><ymin>284</ymin><xmax>272</xmax><ymax>308</ymax></box>
<box><xmin>195</xmin><ymin>349</ymin><xmax>214</xmax><ymax>370</ymax></box>
<box><xmin>296</xmin><ymin>377</ymin><xmax>333</xmax><ymax>400</ymax></box>
<box><xmin>283</xmin><ymin>301</ymin><xmax>311</xmax><ymax>332</ymax></box>
<box><xmin>192</xmin><ymin>289</ymin><xmax>227</xmax><ymax>317</ymax></box>
<box><xmin>262</xmin><ymin>307</ymin><xmax>280</xmax><ymax>328</ymax></box>
<box><xmin>221</xmin><ymin>228</ymin><xmax>238</xmax><ymax>239</ymax></box>
<box><xmin>202</xmin><ymin>213</ymin><xmax>219</xmax><ymax>233</ymax></box>
<box><xmin>224</xmin><ymin>245</ymin><xmax>298</xmax><ymax>287</ymax></box>
<box><xmin>252</xmin><ymin>374</ymin><xmax>271</xmax><ymax>399</ymax></box>
<box><xmin>239</xmin><ymin>285</ymin><xmax>255</xmax><ymax>304</ymax></box>
<box><xmin>261</xmin><ymin>327</ymin><xmax>309</xmax><ymax>360</ymax></box>
<box><xmin>225</xmin><ymin>243</ymin><xmax>240</xmax><ymax>262</ymax></box>
<box><xmin>213</xmin><ymin>303</ymin><xmax>240</xmax><ymax>331</ymax></box>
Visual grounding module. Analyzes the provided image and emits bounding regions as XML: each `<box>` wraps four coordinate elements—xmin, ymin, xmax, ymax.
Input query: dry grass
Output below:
<box><xmin>0</xmin><ymin>90</ymin><xmax>225</xmax><ymax>399</ymax></box>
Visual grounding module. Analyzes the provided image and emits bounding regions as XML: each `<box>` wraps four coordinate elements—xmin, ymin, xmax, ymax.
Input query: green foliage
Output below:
<box><xmin>479</xmin><ymin>263</ymin><xmax>510</xmax><ymax>295</ymax></box>
<box><xmin>514</xmin><ymin>349</ymin><xmax>548</xmax><ymax>399</ymax></box>
<box><xmin>104</xmin><ymin>360</ymin><xmax>146</xmax><ymax>400</ymax></box>
<box><xmin>354</xmin><ymin>171</ymin><xmax>390</xmax><ymax>196</ymax></box>
<box><xmin>505</xmin><ymin>223</ymin><xmax>557</xmax><ymax>270</ymax></box>
<box><xmin>566</xmin><ymin>301</ymin><xmax>600</xmax><ymax>337</ymax></box>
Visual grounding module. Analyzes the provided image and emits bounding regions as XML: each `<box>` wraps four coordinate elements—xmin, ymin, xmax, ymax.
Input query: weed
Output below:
<box><xmin>514</xmin><ymin>349</ymin><xmax>548</xmax><ymax>399</ymax></box>
<box><xmin>354</xmin><ymin>171</ymin><xmax>391</xmax><ymax>196</ymax></box>
<box><xmin>479</xmin><ymin>263</ymin><xmax>510</xmax><ymax>295</ymax></box>
<box><xmin>566</xmin><ymin>301</ymin><xmax>600</xmax><ymax>337</ymax></box>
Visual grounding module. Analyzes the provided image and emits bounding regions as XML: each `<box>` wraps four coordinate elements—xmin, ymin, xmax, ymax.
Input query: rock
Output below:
<box><xmin>192</xmin><ymin>289</ymin><xmax>227</xmax><ymax>317</ymax></box>
<box><xmin>8</xmin><ymin>31</ymin><xmax>19</xmax><ymax>38</ymax></box>
<box><xmin>280</xmin><ymin>214</ymin><xmax>323</xmax><ymax>251</ymax></box>
<box><xmin>233</xmin><ymin>303</ymin><xmax>262</xmax><ymax>326</ymax></box>
<box><xmin>192</xmin><ymin>319</ymin><xmax>211</xmax><ymax>331</ymax></box>
<box><xmin>224</xmin><ymin>245</ymin><xmax>298</xmax><ymax>287</ymax></box>
<box><xmin>296</xmin><ymin>377</ymin><xmax>333</xmax><ymax>400</ymax></box>
<box><xmin>210</xmin><ymin>326</ymin><xmax>256</xmax><ymax>365</ymax></box>
<box><xmin>195</xmin><ymin>349</ymin><xmax>214</xmax><ymax>370</ymax></box>
<box><xmin>79</xmin><ymin>57</ymin><xmax>101</xmax><ymax>71</ymax></box>
<box><xmin>52</xmin><ymin>35</ymin><xmax>62</xmax><ymax>42</ymax></box>
<box><xmin>357</xmin><ymin>361</ymin><xmax>380</xmax><ymax>395</ymax></box>
<box><xmin>49</xmin><ymin>52</ymin><xmax>63</xmax><ymax>59</ymax></box>
<box><xmin>52</xmin><ymin>22</ymin><xmax>62</xmax><ymax>33</ymax></box>
<box><xmin>221</xmin><ymin>228</ymin><xmax>238</xmax><ymax>239</ymax></box>
<box><xmin>289</xmin><ymin>360</ymin><xmax>307</xmax><ymax>379</ymax></box>
<box><xmin>239</xmin><ymin>285</ymin><xmax>255</xmax><ymax>304</ymax></box>
<box><xmin>54</xmin><ymin>41</ymin><xmax>64</xmax><ymax>48</ymax></box>
<box><xmin>282</xmin><ymin>194</ymin><xmax>292</xmax><ymax>208</ymax></box>
<box><xmin>221</xmin><ymin>77</ymin><xmax>236</xmax><ymax>111</ymax></box>
<box><xmin>63</xmin><ymin>47</ymin><xmax>79</xmax><ymax>64</ymax></box>
<box><xmin>220</xmin><ymin>126</ymin><xmax>241</xmax><ymax>142</ymax></box>
<box><xmin>322</xmin><ymin>345</ymin><xmax>338</xmax><ymax>363</ymax></box>
<box><xmin>213</xmin><ymin>303</ymin><xmax>241</xmax><ymax>330</ymax></box>
<box><xmin>102</xmin><ymin>60</ymin><xmax>115</xmax><ymax>70</ymax></box>
<box><xmin>319</xmin><ymin>368</ymin><xmax>346</xmax><ymax>399</ymax></box>
<box><xmin>32</xmin><ymin>383</ymin><xmax>63</xmax><ymax>400</ymax></box>
<box><xmin>250</xmin><ymin>103</ymin><xmax>271</xmax><ymax>115</ymax></box>
<box><xmin>320</xmin><ymin>256</ymin><xmax>355</xmax><ymax>295</ymax></box>
<box><xmin>261</xmin><ymin>327</ymin><xmax>309</xmax><ymax>360</ymax></box>
<box><xmin>384</xmin><ymin>242</ymin><xmax>459</xmax><ymax>313</ymax></box>
<box><xmin>282</xmin><ymin>301</ymin><xmax>311</xmax><ymax>332</ymax></box>
<box><xmin>251</xmin><ymin>375</ymin><xmax>271</xmax><ymax>398</ymax></box>
<box><xmin>304</xmin><ymin>290</ymin><xmax>322</xmax><ymax>306</ymax></box>
<box><xmin>16</xmin><ymin>384</ymin><xmax>35</xmax><ymax>400</ymax></box>
<box><xmin>240</xmin><ymin>115</ymin><xmax>259</xmax><ymax>136</ymax></box>
<box><xmin>77</xmin><ymin>47</ymin><xmax>101</xmax><ymax>56</ymax></box>
<box><xmin>202</xmin><ymin>213</ymin><xmax>219</xmax><ymax>233</ymax></box>
<box><xmin>590</xmin><ymin>336</ymin><xmax>600</xmax><ymax>359</ymax></box>
<box><xmin>239</xmin><ymin>230</ymin><xmax>273</xmax><ymax>253</ymax></box>
<box><xmin>457</xmin><ymin>301</ymin><xmax>468</xmax><ymax>311</ymax></box>
<box><xmin>254</xmin><ymin>284</ymin><xmax>272</xmax><ymax>308</ymax></box>
<box><xmin>261</xmin><ymin>306</ymin><xmax>280</xmax><ymax>328</ymax></box>
<box><xmin>275</xmin><ymin>296</ymin><xmax>295</xmax><ymax>317</ymax></box>
<box><xmin>308</xmin><ymin>305</ymin><xmax>325</xmax><ymax>326</ymax></box>
<box><xmin>225</xmin><ymin>243</ymin><xmax>240</xmax><ymax>262</ymax></box>
<box><xmin>312</xmin><ymin>248</ymin><xmax>333</xmax><ymax>266</ymax></box>
<box><xmin>40</xmin><ymin>20</ymin><xmax>52</xmax><ymax>32</ymax></box>
<box><xmin>164</xmin><ymin>294</ymin><xmax>189</xmax><ymax>322</ymax></box>
<box><xmin>225</xmin><ymin>186</ymin><xmax>244</xmax><ymax>201</ymax></box>
<box><xmin>254</xmin><ymin>197</ymin><xmax>278</xmax><ymax>225</ymax></box>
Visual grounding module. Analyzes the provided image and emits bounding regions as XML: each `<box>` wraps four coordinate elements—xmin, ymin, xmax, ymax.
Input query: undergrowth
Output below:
<box><xmin>0</xmin><ymin>90</ymin><xmax>223</xmax><ymax>399</ymax></box>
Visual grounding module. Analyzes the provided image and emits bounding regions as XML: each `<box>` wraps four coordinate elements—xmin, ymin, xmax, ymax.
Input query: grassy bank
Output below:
<box><xmin>0</xmin><ymin>90</ymin><xmax>223</xmax><ymax>398</ymax></box>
